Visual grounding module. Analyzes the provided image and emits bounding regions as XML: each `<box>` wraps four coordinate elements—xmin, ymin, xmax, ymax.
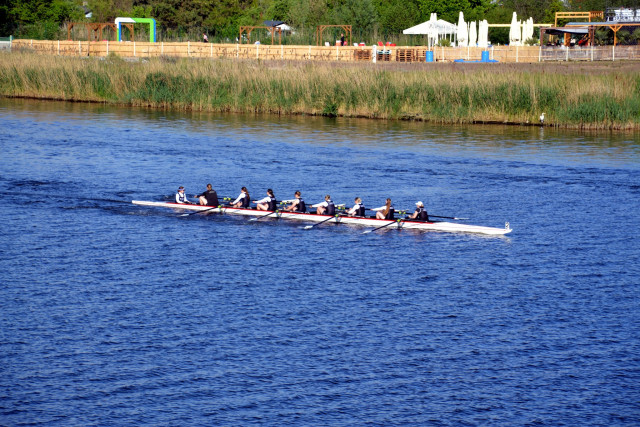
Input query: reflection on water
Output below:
<box><xmin>3</xmin><ymin>98</ymin><xmax>639</xmax><ymax>168</ymax></box>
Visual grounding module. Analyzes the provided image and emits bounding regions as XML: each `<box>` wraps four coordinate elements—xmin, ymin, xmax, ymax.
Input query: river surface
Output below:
<box><xmin>1</xmin><ymin>98</ymin><xmax>639</xmax><ymax>425</ymax></box>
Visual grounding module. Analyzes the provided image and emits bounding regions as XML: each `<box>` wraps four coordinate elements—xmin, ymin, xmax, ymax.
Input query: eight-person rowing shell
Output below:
<box><xmin>230</xmin><ymin>186</ymin><xmax>251</xmax><ymax>208</ymax></box>
<box><xmin>255</xmin><ymin>189</ymin><xmax>277</xmax><ymax>211</ymax></box>
<box><xmin>284</xmin><ymin>191</ymin><xmax>306</xmax><ymax>213</ymax></box>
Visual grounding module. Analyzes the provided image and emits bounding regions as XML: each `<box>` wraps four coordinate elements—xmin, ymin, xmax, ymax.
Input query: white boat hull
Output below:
<box><xmin>132</xmin><ymin>201</ymin><xmax>512</xmax><ymax>235</ymax></box>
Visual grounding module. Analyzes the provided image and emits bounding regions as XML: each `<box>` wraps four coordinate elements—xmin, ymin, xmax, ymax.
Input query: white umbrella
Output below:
<box><xmin>428</xmin><ymin>13</ymin><xmax>439</xmax><ymax>47</ymax></box>
<box><xmin>477</xmin><ymin>20</ymin><xmax>489</xmax><ymax>48</ymax></box>
<box><xmin>468</xmin><ymin>21</ymin><xmax>477</xmax><ymax>47</ymax></box>
<box><xmin>457</xmin><ymin>11</ymin><xmax>467</xmax><ymax>47</ymax></box>
<box><xmin>509</xmin><ymin>12</ymin><xmax>521</xmax><ymax>46</ymax></box>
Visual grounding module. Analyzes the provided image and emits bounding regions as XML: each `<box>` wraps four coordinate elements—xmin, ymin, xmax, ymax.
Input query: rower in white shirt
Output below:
<box><xmin>284</xmin><ymin>191</ymin><xmax>306</xmax><ymax>213</ymax></box>
<box><xmin>230</xmin><ymin>187</ymin><xmax>251</xmax><ymax>208</ymax></box>
<box><xmin>176</xmin><ymin>186</ymin><xmax>193</xmax><ymax>204</ymax></box>
<box><xmin>254</xmin><ymin>189</ymin><xmax>277</xmax><ymax>211</ymax></box>
<box><xmin>373</xmin><ymin>198</ymin><xmax>394</xmax><ymax>220</ymax></box>
<box><xmin>347</xmin><ymin>197</ymin><xmax>365</xmax><ymax>217</ymax></box>
<box><xmin>314</xmin><ymin>195</ymin><xmax>335</xmax><ymax>215</ymax></box>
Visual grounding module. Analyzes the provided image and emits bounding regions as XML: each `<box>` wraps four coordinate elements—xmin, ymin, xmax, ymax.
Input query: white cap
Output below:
<box><xmin>416</xmin><ymin>201</ymin><xmax>424</xmax><ymax>207</ymax></box>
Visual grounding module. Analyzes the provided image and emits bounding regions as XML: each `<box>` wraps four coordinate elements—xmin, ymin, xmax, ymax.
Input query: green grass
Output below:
<box><xmin>1</xmin><ymin>51</ymin><xmax>639</xmax><ymax>130</ymax></box>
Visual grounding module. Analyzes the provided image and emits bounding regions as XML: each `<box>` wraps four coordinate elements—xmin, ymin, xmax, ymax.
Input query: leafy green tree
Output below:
<box><xmin>374</xmin><ymin>0</ymin><xmax>421</xmax><ymax>35</ymax></box>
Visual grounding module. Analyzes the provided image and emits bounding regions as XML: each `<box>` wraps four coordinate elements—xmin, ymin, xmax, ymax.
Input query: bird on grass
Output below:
<box><xmin>540</xmin><ymin>112</ymin><xmax>545</xmax><ymax>124</ymax></box>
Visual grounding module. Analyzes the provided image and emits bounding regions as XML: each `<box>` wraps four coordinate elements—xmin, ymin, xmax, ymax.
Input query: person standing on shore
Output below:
<box><xmin>196</xmin><ymin>183</ymin><xmax>219</xmax><ymax>206</ymax></box>
<box><xmin>340</xmin><ymin>33</ymin><xmax>345</xmax><ymax>46</ymax></box>
<box><xmin>203</xmin><ymin>33</ymin><xmax>208</xmax><ymax>43</ymax></box>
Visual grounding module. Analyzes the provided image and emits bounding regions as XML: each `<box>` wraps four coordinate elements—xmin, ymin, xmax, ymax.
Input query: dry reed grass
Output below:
<box><xmin>1</xmin><ymin>51</ymin><xmax>639</xmax><ymax>129</ymax></box>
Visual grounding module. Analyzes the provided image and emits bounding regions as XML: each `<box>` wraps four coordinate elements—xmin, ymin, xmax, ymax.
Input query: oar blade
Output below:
<box><xmin>303</xmin><ymin>225</ymin><xmax>314</xmax><ymax>230</ymax></box>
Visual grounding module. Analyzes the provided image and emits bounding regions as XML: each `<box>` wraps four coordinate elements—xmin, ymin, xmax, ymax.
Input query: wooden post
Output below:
<box><xmin>188</xmin><ymin>40</ymin><xmax>190</xmax><ymax>57</ymax></box>
<box><xmin>58</xmin><ymin>40</ymin><xmax>60</xmax><ymax>55</ymax></box>
<box><xmin>106</xmin><ymin>40</ymin><xmax>109</xmax><ymax>55</ymax></box>
<box><xmin>281</xmin><ymin>44</ymin><xmax>283</xmax><ymax>59</ymax></box>
<box><xmin>211</xmin><ymin>43</ymin><xmax>213</xmax><ymax>57</ymax></box>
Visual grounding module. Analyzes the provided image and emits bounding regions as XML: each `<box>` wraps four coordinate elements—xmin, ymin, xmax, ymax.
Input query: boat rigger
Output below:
<box><xmin>132</xmin><ymin>200</ymin><xmax>512</xmax><ymax>236</ymax></box>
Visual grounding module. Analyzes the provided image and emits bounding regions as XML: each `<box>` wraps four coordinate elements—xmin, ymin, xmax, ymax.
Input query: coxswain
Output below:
<box><xmin>284</xmin><ymin>191</ymin><xmax>306</xmax><ymax>213</ymax></box>
<box><xmin>408</xmin><ymin>201</ymin><xmax>429</xmax><ymax>221</ymax></box>
<box><xmin>347</xmin><ymin>197</ymin><xmax>365</xmax><ymax>217</ymax></box>
<box><xmin>230</xmin><ymin>187</ymin><xmax>251</xmax><ymax>208</ymax></box>
<box><xmin>375</xmin><ymin>198</ymin><xmax>394</xmax><ymax>220</ymax></box>
<box><xmin>255</xmin><ymin>189</ymin><xmax>277</xmax><ymax>211</ymax></box>
<box><xmin>196</xmin><ymin>183</ymin><xmax>219</xmax><ymax>206</ymax></box>
<box><xmin>315</xmin><ymin>195</ymin><xmax>335</xmax><ymax>215</ymax></box>
<box><xmin>176</xmin><ymin>186</ymin><xmax>193</xmax><ymax>204</ymax></box>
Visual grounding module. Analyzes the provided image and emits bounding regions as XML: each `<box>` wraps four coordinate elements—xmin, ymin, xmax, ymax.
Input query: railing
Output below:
<box><xmin>10</xmin><ymin>39</ymin><xmax>640</xmax><ymax>63</ymax></box>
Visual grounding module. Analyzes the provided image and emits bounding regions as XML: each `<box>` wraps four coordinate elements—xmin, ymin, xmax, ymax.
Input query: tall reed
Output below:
<box><xmin>1</xmin><ymin>51</ymin><xmax>639</xmax><ymax>130</ymax></box>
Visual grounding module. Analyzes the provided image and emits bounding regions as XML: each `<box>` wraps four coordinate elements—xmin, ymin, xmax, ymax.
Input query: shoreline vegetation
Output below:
<box><xmin>1</xmin><ymin>52</ymin><xmax>639</xmax><ymax>130</ymax></box>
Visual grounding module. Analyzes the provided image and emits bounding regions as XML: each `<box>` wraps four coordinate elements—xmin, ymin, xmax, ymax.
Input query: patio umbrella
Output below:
<box><xmin>477</xmin><ymin>20</ymin><xmax>489</xmax><ymax>48</ymax></box>
<box><xmin>468</xmin><ymin>21</ymin><xmax>477</xmax><ymax>47</ymax></box>
<box><xmin>457</xmin><ymin>12</ymin><xmax>467</xmax><ymax>47</ymax></box>
<box><xmin>509</xmin><ymin>12</ymin><xmax>521</xmax><ymax>46</ymax></box>
<box><xmin>428</xmin><ymin>13</ymin><xmax>439</xmax><ymax>47</ymax></box>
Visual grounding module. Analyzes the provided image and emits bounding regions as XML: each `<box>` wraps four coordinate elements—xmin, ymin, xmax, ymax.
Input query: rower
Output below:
<box><xmin>284</xmin><ymin>191</ymin><xmax>306</xmax><ymax>213</ymax></box>
<box><xmin>347</xmin><ymin>197</ymin><xmax>365</xmax><ymax>217</ymax></box>
<box><xmin>230</xmin><ymin>187</ymin><xmax>251</xmax><ymax>208</ymax></box>
<box><xmin>196</xmin><ymin>183</ymin><xmax>219</xmax><ymax>206</ymax></box>
<box><xmin>255</xmin><ymin>189</ymin><xmax>277</xmax><ymax>211</ymax></box>
<box><xmin>408</xmin><ymin>201</ymin><xmax>429</xmax><ymax>221</ymax></box>
<box><xmin>176</xmin><ymin>186</ymin><xmax>193</xmax><ymax>204</ymax></box>
<box><xmin>374</xmin><ymin>198</ymin><xmax>394</xmax><ymax>220</ymax></box>
<box><xmin>315</xmin><ymin>195</ymin><xmax>335</xmax><ymax>215</ymax></box>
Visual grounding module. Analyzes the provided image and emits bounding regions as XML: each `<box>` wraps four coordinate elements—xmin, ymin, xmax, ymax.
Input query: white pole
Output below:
<box><xmin>591</xmin><ymin>43</ymin><xmax>593</xmax><ymax>61</ymax></box>
<box><xmin>133</xmin><ymin>41</ymin><xmax>136</xmax><ymax>57</ymax></box>
<box><xmin>256</xmin><ymin>43</ymin><xmax>259</xmax><ymax>59</ymax></box>
<box><xmin>373</xmin><ymin>45</ymin><xmax>377</xmax><ymax>63</ymax></box>
<box><xmin>237</xmin><ymin>43</ymin><xmax>239</xmax><ymax>58</ymax></box>
<box><xmin>612</xmin><ymin>44</ymin><xmax>615</xmax><ymax>61</ymax></box>
<box><xmin>336</xmin><ymin>45</ymin><xmax>339</xmax><ymax>61</ymax></box>
<box><xmin>538</xmin><ymin>44</ymin><xmax>541</xmax><ymax>62</ymax></box>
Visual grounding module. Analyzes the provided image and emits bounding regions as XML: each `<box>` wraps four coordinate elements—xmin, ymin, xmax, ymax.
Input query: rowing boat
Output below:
<box><xmin>132</xmin><ymin>200</ymin><xmax>512</xmax><ymax>235</ymax></box>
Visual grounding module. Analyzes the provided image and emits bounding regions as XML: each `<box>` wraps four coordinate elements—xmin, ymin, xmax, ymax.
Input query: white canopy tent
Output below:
<box><xmin>403</xmin><ymin>16</ymin><xmax>457</xmax><ymax>46</ymax></box>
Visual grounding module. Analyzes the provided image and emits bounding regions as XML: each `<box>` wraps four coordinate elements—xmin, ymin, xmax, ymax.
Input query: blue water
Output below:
<box><xmin>1</xmin><ymin>99</ymin><xmax>639</xmax><ymax>425</ymax></box>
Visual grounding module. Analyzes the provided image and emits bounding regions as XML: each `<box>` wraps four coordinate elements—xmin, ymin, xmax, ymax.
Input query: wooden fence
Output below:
<box><xmin>10</xmin><ymin>39</ymin><xmax>640</xmax><ymax>63</ymax></box>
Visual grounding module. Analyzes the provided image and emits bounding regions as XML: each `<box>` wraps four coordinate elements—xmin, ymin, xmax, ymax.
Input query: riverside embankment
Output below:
<box><xmin>1</xmin><ymin>51</ymin><xmax>639</xmax><ymax>130</ymax></box>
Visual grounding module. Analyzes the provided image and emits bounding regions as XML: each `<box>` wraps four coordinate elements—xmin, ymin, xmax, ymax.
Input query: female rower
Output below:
<box><xmin>409</xmin><ymin>201</ymin><xmax>429</xmax><ymax>221</ymax></box>
<box><xmin>315</xmin><ymin>195</ymin><xmax>335</xmax><ymax>215</ymax></box>
<box><xmin>375</xmin><ymin>198</ymin><xmax>394</xmax><ymax>220</ymax></box>
<box><xmin>255</xmin><ymin>189</ymin><xmax>277</xmax><ymax>211</ymax></box>
<box><xmin>230</xmin><ymin>187</ymin><xmax>251</xmax><ymax>208</ymax></box>
<box><xmin>176</xmin><ymin>186</ymin><xmax>193</xmax><ymax>204</ymax></box>
<box><xmin>347</xmin><ymin>197</ymin><xmax>365</xmax><ymax>217</ymax></box>
<box><xmin>284</xmin><ymin>191</ymin><xmax>306</xmax><ymax>213</ymax></box>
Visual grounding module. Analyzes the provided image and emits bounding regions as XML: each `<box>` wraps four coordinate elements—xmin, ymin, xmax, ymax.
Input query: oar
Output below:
<box><xmin>249</xmin><ymin>210</ymin><xmax>279</xmax><ymax>221</ymax></box>
<box><xmin>429</xmin><ymin>214</ymin><xmax>469</xmax><ymax>220</ymax></box>
<box><xmin>363</xmin><ymin>218</ymin><xmax>404</xmax><ymax>234</ymax></box>
<box><xmin>180</xmin><ymin>205</ymin><xmax>221</xmax><ymax>216</ymax></box>
<box><xmin>303</xmin><ymin>214</ymin><xmax>343</xmax><ymax>230</ymax></box>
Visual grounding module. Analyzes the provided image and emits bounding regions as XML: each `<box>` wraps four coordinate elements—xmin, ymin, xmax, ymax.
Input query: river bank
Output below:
<box><xmin>1</xmin><ymin>51</ymin><xmax>639</xmax><ymax>130</ymax></box>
